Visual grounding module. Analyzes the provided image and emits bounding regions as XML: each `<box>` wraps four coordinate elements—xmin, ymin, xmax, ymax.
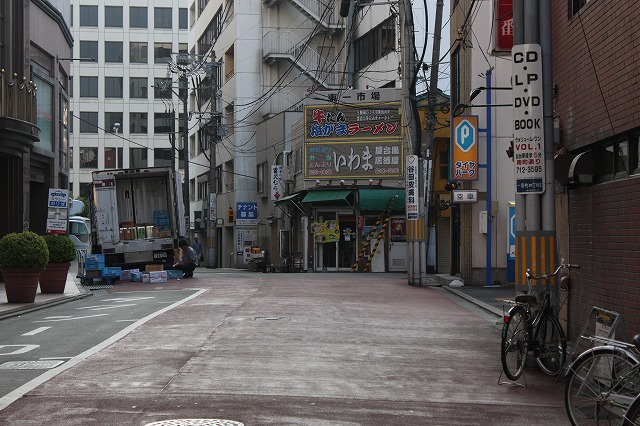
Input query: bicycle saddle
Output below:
<box><xmin>633</xmin><ymin>334</ymin><xmax>640</xmax><ymax>350</ymax></box>
<box><xmin>515</xmin><ymin>294</ymin><xmax>537</xmax><ymax>304</ymax></box>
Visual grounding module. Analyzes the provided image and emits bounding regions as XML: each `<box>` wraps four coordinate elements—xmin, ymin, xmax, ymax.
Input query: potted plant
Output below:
<box><xmin>0</xmin><ymin>231</ymin><xmax>49</xmax><ymax>303</ymax></box>
<box><xmin>40</xmin><ymin>234</ymin><xmax>77</xmax><ymax>293</ymax></box>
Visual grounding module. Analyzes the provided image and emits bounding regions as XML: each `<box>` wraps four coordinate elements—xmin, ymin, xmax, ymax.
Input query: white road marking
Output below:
<box><xmin>102</xmin><ymin>297</ymin><xmax>155</xmax><ymax>302</ymax></box>
<box><xmin>21</xmin><ymin>327</ymin><xmax>51</xmax><ymax>336</ymax></box>
<box><xmin>76</xmin><ymin>304</ymin><xmax>136</xmax><ymax>311</ymax></box>
<box><xmin>0</xmin><ymin>289</ymin><xmax>206</xmax><ymax>411</ymax></box>
<box><xmin>0</xmin><ymin>345</ymin><xmax>40</xmax><ymax>356</ymax></box>
<box><xmin>34</xmin><ymin>314</ymin><xmax>109</xmax><ymax>322</ymax></box>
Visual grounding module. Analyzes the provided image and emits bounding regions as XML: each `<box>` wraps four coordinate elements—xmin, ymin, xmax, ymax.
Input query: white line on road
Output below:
<box><xmin>102</xmin><ymin>297</ymin><xmax>155</xmax><ymax>302</ymax></box>
<box><xmin>76</xmin><ymin>304</ymin><xmax>136</xmax><ymax>311</ymax></box>
<box><xmin>34</xmin><ymin>314</ymin><xmax>109</xmax><ymax>322</ymax></box>
<box><xmin>0</xmin><ymin>289</ymin><xmax>206</xmax><ymax>411</ymax></box>
<box><xmin>22</xmin><ymin>327</ymin><xmax>51</xmax><ymax>336</ymax></box>
<box><xmin>0</xmin><ymin>345</ymin><xmax>40</xmax><ymax>356</ymax></box>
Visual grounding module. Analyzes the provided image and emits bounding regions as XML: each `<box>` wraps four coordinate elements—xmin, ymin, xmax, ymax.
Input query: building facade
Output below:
<box><xmin>68</xmin><ymin>0</ymin><xmax>188</xmax><ymax>200</ymax></box>
<box><xmin>0</xmin><ymin>0</ymin><xmax>72</xmax><ymax>240</ymax></box>
<box><xmin>552</xmin><ymin>0</ymin><xmax>640</xmax><ymax>337</ymax></box>
<box><xmin>189</xmin><ymin>0</ymin><xmax>407</xmax><ymax>271</ymax></box>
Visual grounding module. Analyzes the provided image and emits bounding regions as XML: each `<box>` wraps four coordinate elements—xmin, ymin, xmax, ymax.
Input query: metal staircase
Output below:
<box><xmin>263</xmin><ymin>0</ymin><xmax>345</xmax><ymax>33</ymax></box>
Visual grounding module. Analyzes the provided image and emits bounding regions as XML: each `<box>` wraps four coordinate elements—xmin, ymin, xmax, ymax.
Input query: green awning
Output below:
<box><xmin>357</xmin><ymin>189</ymin><xmax>405</xmax><ymax>212</ymax></box>
<box><xmin>274</xmin><ymin>192</ymin><xmax>304</xmax><ymax>205</ymax></box>
<box><xmin>301</xmin><ymin>189</ymin><xmax>352</xmax><ymax>203</ymax></box>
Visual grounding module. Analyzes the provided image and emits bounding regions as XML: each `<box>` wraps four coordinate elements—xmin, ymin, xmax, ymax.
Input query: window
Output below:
<box><xmin>225</xmin><ymin>160</ymin><xmax>234</xmax><ymax>191</ymax></box>
<box><xmin>130</xmin><ymin>42</ymin><xmax>148</xmax><ymax>63</ymax></box>
<box><xmin>154</xmin><ymin>148</ymin><xmax>173</xmax><ymax>167</ymax></box>
<box><xmin>79</xmin><ymin>5</ymin><xmax>98</xmax><ymax>27</ymax></box>
<box><xmin>105</xmin><ymin>112</ymin><xmax>123</xmax><ymax>133</ymax></box>
<box><xmin>105</xmin><ymin>77</ymin><xmax>123</xmax><ymax>98</ymax></box>
<box><xmin>257</xmin><ymin>162</ymin><xmax>266</xmax><ymax>194</ymax></box>
<box><xmin>190</xmin><ymin>178</ymin><xmax>196</xmax><ymax>201</ymax></box>
<box><xmin>439</xmin><ymin>142</ymin><xmax>450</xmax><ymax>180</ymax></box>
<box><xmin>354</xmin><ymin>16</ymin><xmax>396</xmax><ymax>70</ymax></box>
<box><xmin>597</xmin><ymin>139</ymin><xmax>630</xmax><ymax>182</ymax></box>
<box><xmin>80</xmin><ymin>41</ymin><xmax>98</xmax><ymax>62</ymax></box>
<box><xmin>34</xmin><ymin>75</ymin><xmax>53</xmax><ymax>151</ymax></box>
<box><xmin>154</xmin><ymin>78</ymin><xmax>172</xmax><ymax>99</ymax></box>
<box><xmin>572</xmin><ymin>0</ymin><xmax>590</xmax><ymax>15</ymax></box>
<box><xmin>154</xmin><ymin>112</ymin><xmax>173</xmax><ymax>133</ymax></box>
<box><xmin>130</xmin><ymin>77</ymin><xmax>148</xmax><ymax>98</ymax></box>
<box><xmin>80</xmin><ymin>76</ymin><xmax>98</xmax><ymax>97</ymax></box>
<box><xmin>79</xmin><ymin>183</ymin><xmax>92</xmax><ymax>198</ymax></box>
<box><xmin>179</xmin><ymin>8</ymin><xmax>188</xmax><ymax>29</ymax></box>
<box><xmin>154</xmin><ymin>7</ymin><xmax>172</xmax><ymax>29</ymax></box>
<box><xmin>130</xmin><ymin>7</ymin><xmax>147</xmax><ymax>28</ymax></box>
<box><xmin>105</xmin><ymin>41</ymin><xmax>123</xmax><ymax>63</ymax></box>
<box><xmin>79</xmin><ymin>147</ymin><xmax>98</xmax><ymax>168</ymax></box>
<box><xmin>224</xmin><ymin>45</ymin><xmax>234</xmax><ymax>79</ymax></box>
<box><xmin>79</xmin><ymin>112</ymin><xmax>98</xmax><ymax>133</ymax></box>
<box><xmin>130</xmin><ymin>112</ymin><xmax>148</xmax><ymax>133</ymax></box>
<box><xmin>197</xmin><ymin>174</ymin><xmax>208</xmax><ymax>200</ymax></box>
<box><xmin>130</xmin><ymin>148</ymin><xmax>148</xmax><ymax>168</ymax></box>
<box><xmin>105</xmin><ymin>6</ymin><xmax>123</xmax><ymax>27</ymax></box>
<box><xmin>154</xmin><ymin>43</ymin><xmax>172</xmax><ymax>63</ymax></box>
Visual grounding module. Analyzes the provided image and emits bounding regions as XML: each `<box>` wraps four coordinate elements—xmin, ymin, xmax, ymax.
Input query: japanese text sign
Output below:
<box><xmin>405</xmin><ymin>155</ymin><xmax>419</xmax><ymax>220</ymax></box>
<box><xmin>494</xmin><ymin>0</ymin><xmax>513</xmax><ymax>52</ymax></box>
<box><xmin>452</xmin><ymin>116</ymin><xmax>479</xmax><ymax>180</ymax></box>
<box><xmin>235</xmin><ymin>202</ymin><xmax>258</xmax><ymax>226</ymax></box>
<box><xmin>271</xmin><ymin>165</ymin><xmax>284</xmax><ymax>201</ymax></box>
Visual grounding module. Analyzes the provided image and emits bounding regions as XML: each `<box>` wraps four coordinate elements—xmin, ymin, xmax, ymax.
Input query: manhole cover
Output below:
<box><xmin>0</xmin><ymin>360</ymin><xmax>65</xmax><ymax>370</ymax></box>
<box><xmin>144</xmin><ymin>421</ymin><xmax>243</xmax><ymax>426</ymax></box>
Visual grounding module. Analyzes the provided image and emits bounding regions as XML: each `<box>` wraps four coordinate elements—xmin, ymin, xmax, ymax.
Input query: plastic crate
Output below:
<box><xmin>84</xmin><ymin>254</ymin><xmax>105</xmax><ymax>271</ymax></box>
<box><xmin>131</xmin><ymin>271</ymin><xmax>143</xmax><ymax>282</ymax></box>
<box><xmin>102</xmin><ymin>267</ymin><xmax>122</xmax><ymax>277</ymax></box>
<box><xmin>166</xmin><ymin>270</ymin><xmax>184</xmax><ymax>279</ymax></box>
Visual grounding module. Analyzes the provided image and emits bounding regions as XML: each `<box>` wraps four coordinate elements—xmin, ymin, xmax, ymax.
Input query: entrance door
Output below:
<box><xmin>338</xmin><ymin>214</ymin><xmax>356</xmax><ymax>270</ymax></box>
<box><xmin>314</xmin><ymin>211</ymin><xmax>337</xmax><ymax>271</ymax></box>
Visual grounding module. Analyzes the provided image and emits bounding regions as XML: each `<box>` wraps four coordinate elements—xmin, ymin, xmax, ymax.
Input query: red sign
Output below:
<box><xmin>494</xmin><ymin>0</ymin><xmax>513</xmax><ymax>52</ymax></box>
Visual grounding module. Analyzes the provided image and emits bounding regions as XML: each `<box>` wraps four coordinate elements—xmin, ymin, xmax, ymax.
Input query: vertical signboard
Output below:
<box><xmin>46</xmin><ymin>189</ymin><xmax>70</xmax><ymax>234</ymax></box>
<box><xmin>235</xmin><ymin>202</ymin><xmax>258</xmax><ymax>226</ymax></box>
<box><xmin>209</xmin><ymin>193</ymin><xmax>217</xmax><ymax>224</ymax></box>
<box><xmin>494</xmin><ymin>0</ymin><xmax>514</xmax><ymax>52</ymax></box>
<box><xmin>513</xmin><ymin>44</ymin><xmax>545</xmax><ymax>194</ymax></box>
<box><xmin>452</xmin><ymin>116</ymin><xmax>479</xmax><ymax>180</ymax></box>
<box><xmin>271</xmin><ymin>164</ymin><xmax>284</xmax><ymax>201</ymax></box>
<box><xmin>405</xmin><ymin>155</ymin><xmax>419</xmax><ymax>220</ymax></box>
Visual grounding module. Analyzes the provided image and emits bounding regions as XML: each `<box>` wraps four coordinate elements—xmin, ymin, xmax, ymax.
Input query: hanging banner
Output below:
<box><xmin>452</xmin><ymin>116</ymin><xmax>479</xmax><ymax>180</ymax></box>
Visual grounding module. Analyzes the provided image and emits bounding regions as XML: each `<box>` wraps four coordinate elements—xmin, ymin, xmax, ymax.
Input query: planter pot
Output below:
<box><xmin>1</xmin><ymin>268</ymin><xmax>41</xmax><ymax>303</ymax></box>
<box><xmin>40</xmin><ymin>262</ymin><xmax>71</xmax><ymax>294</ymax></box>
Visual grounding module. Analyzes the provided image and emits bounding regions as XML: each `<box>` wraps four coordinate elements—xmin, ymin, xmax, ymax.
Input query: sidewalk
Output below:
<box><xmin>444</xmin><ymin>283</ymin><xmax>516</xmax><ymax>317</ymax></box>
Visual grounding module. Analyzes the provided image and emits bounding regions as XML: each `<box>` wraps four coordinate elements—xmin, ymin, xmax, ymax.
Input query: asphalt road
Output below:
<box><xmin>0</xmin><ymin>270</ymin><xmax>570</xmax><ymax>425</ymax></box>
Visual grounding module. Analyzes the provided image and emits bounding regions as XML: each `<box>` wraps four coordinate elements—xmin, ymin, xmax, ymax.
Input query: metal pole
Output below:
<box><xmin>485</xmin><ymin>69</ymin><xmax>493</xmax><ymax>287</ymax></box>
<box><xmin>181</xmin><ymin>74</ymin><xmax>190</xmax><ymax>236</ymax></box>
<box><xmin>207</xmin><ymin>61</ymin><xmax>221</xmax><ymax>268</ymax></box>
<box><xmin>540</xmin><ymin>0</ymin><xmax>555</xmax><ymax>232</ymax></box>
<box><xmin>513</xmin><ymin>0</ymin><xmax>526</xmax><ymax>234</ymax></box>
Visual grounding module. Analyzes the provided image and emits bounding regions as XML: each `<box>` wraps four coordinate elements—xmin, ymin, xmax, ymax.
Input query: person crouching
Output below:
<box><xmin>171</xmin><ymin>239</ymin><xmax>197</xmax><ymax>278</ymax></box>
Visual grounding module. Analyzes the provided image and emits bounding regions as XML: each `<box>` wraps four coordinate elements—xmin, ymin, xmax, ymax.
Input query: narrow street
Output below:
<box><xmin>0</xmin><ymin>270</ymin><xmax>569</xmax><ymax>425</ymax></box>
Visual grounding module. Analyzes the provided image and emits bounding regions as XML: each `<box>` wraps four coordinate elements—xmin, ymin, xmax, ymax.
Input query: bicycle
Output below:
<box><xmin>501</xmin><ymin>263</ymin><xmax>579</xmax><ymax>381</ymax></box>
<box><xmin>565</xmin><ymin>334</ymin><xmax>640</xmax><ymax>425</ymax></box>
<box><xmin>623</xmin><ymin>391</ymin><xmax>640</xmax><ymax>426</ymax></box>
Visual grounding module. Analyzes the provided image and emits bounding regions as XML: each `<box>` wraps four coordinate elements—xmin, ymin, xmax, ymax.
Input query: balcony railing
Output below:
<box><xmin>1</xmin><ymin>70</ymin><xmax>38</xmax><ymax>124</ymax></box>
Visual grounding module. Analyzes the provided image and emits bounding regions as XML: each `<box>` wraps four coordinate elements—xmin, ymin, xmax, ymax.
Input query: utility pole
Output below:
<box><xmin>207</xmin><ymin>58</ymin><xmax>223</xmax><ymax>268</ymax></box>
<box><xmin>176</xmin><ymin>54</ymin><xmax>191</xmax><ymax>237</ymax></box>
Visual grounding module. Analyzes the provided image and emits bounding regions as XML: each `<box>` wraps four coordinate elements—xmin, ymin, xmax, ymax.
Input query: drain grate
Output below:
<box><xmin>144</xmin><ymin>420</ymin><xmax>244</xmax><ymax>426</ymax></box>
<box><xmin>82</xmin><ymin>283</ymin><xmax>114</xmax><ymax>290</ymax></box>
<box><xmin>0</xmin><ymin>360</ymin><xmax>65</xmax><ymax>370</ymax></box>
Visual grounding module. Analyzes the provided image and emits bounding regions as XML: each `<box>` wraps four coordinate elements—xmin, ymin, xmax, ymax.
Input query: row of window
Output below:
<box><xmin>78</xmin><ymin>76</ymin><xmax>178</xmax><ymax>99</ymax></box>
<box><xmin>76</xmin><ymin>111</ymin><xmax>186</xmax><ymax>135</ymax></box>
<box><xmin>594</xmin><ymin>131</ymin><xmax>640</xmax><ymax>182</ymax></box>
<box><xmin>79</xmin><ymin>41</ymin><xmax>187</xmax><ymax>64</ymax></box>
<box><xmin>76</xmin><ymin>147</ymin><xmax>173</xmax><ymax>169</ymax></box>
<box><xmin>75</xmin><ymin>6</ymin><xmax>187</xmax><ymax>30</ymax></box>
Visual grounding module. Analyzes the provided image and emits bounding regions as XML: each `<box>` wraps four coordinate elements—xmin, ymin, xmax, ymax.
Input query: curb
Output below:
<box><xmin>442</xmin><ymin>286</ymin><xmax>504</xmax><ymax>318</ymax></box>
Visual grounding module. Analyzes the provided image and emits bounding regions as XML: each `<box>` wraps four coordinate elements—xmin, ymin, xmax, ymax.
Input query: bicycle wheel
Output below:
<box><xmin>622</xmin><ymin>393</ymin><xmax>640</xmax><ymax>426</ymax></box>
<box><xmin>534</xmin><ymin>311</ymin><xmax>567</xmax><ymax>377</ymax></box>
<box><xmin>501</xmin><ymin>306</ymin><xmax>528</xmax><ymax>381</ymax></box>
<box><xmin>565</xmin><ymin>347</ymin><xmax>639</xmax><ymax>426</ymax></box>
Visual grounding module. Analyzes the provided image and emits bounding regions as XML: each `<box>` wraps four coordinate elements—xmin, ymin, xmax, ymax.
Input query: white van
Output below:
<box><xmin>69</xmin><ymin>215</ymin><xmax>92</xmax><ymax>256</ymax></box>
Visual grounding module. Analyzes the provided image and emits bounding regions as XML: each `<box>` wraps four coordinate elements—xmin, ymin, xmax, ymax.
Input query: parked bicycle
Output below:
<box><xmin>501</xmin><ymin>263</ymin><xmax>579</xmax><ymax>381</ymax></box>
<box><xmin>565</xmin><ymin>334</ymin><xmax>640</xmax><ymax>425</ymax></box>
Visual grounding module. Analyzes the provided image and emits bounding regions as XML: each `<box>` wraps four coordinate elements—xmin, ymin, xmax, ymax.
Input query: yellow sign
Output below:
<box><xmin>310</xmin><ymin>221</ymin><xmax>340</xmax><ymax>243</ymax></box>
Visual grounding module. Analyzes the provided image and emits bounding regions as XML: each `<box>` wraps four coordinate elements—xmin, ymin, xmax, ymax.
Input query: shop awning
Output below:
<box><xmin>274</xmin><ymin>192</ymin><xmax>304</xmax><ymax>205</ymax></box>
<box><xmin>301</xmin><ymin>189</ymin><xmax>352</xmax><ymax>203</ymax></box>
<box><xmin>357</xmin><ymin>189</ymin><xmax>405</xmax><ymax>212</ymax></box>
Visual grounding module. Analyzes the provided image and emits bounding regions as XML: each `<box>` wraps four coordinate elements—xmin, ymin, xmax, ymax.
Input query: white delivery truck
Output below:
<box><xmin>90</xmin><ymin>167</ymin><xmax>186</xmax><ymax>270</ymax></box>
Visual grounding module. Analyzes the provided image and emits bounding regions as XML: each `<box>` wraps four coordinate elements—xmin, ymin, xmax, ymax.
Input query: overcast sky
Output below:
<box><xmin>412</xmin><ymin>0</ymin><xmax>451</xmax><ymax>95</ymax></box>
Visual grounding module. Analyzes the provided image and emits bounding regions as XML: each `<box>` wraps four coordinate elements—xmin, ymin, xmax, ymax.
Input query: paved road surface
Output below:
<box><xmin>0</xmin><ymin>270</ymin><xmax>569</xmax><ymax>425</ymax></box>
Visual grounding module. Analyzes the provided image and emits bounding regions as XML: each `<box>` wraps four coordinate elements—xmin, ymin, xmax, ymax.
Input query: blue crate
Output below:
<box><xmin>102</xmin><ymin>267</ymin><xmax>122</xmax><ymax>277</ymax></box>
<box><xmin>84</xmin><ymin>254</ymin><xmax>105</xmax><ymax>271</ymax></box>
<box><xmin>131</xmin><ymin>271</ymin><xmax>143</xmax><ymax>282</ymax></box>
<box><xmin>166</xmin><ymin>270</ymin><xmax>184</xmax><ymax>279</ymax></box>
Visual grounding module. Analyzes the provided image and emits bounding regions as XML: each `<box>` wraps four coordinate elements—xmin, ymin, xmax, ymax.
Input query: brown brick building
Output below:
<box><xmin>552</xmin><ymin>0</ymin><xmax>640</xmax><ymax>338</ymax></box>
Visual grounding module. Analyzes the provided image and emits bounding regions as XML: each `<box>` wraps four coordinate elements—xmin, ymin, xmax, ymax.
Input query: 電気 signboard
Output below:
<box><xmin>513</xmin><ymin>44</ymin><xmax>545</xmax><ymax>194</ymax></box>
<box><xmin>452</xmin><ymin>116</ymin><xmax>478</xmax><ymax>180</ymax></box>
